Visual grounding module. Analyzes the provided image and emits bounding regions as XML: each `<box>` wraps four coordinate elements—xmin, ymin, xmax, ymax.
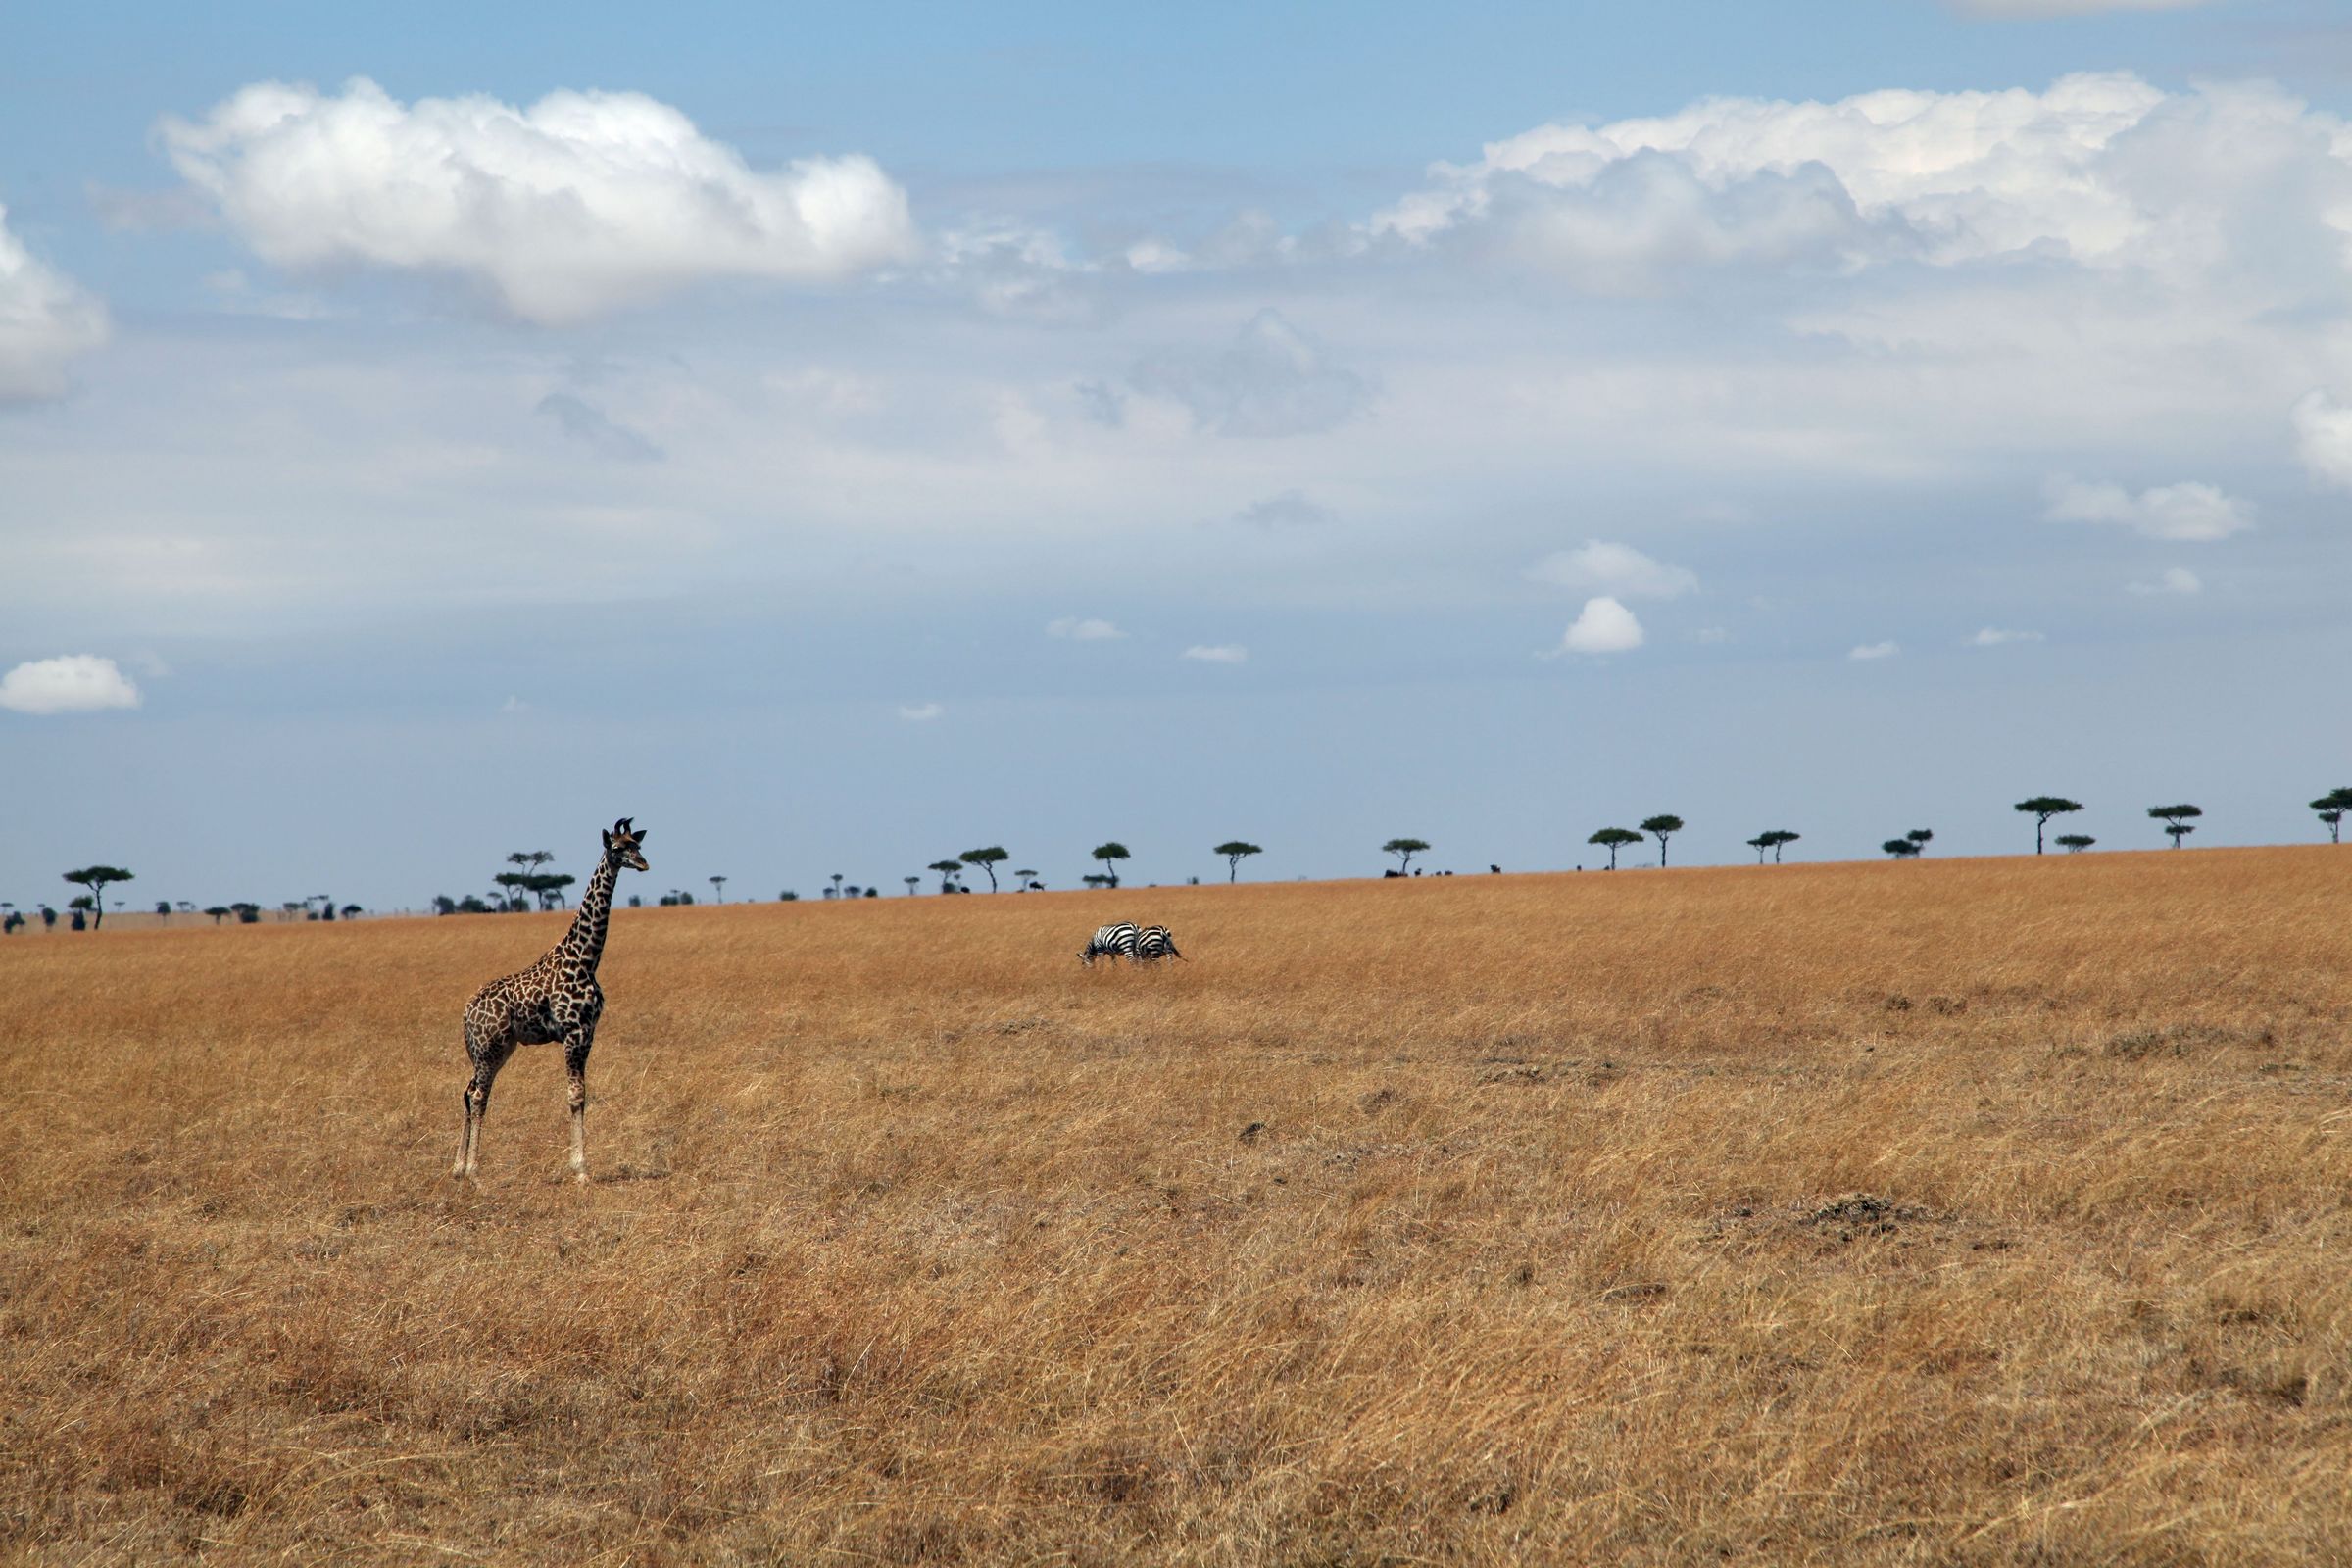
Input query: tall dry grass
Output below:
<box><xmin>2</xmin><ymin>848</ymin><xmax>2348</xmax><ymax>1564</ymax></box>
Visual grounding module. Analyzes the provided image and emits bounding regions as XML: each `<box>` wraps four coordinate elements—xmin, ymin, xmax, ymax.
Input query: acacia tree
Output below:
<box><xmin>1092</xmin><ymin>842</ymin><xmax>1131</xmax><ymax>888</ymax></box>
<box><xmin>2149</xmin><ymin>804</ymin><xmax>2202</xmax><ymax>847</ymax></box>
<box><xmin>1641</xmin><ymin>814</ymin><xmax>1685</xmax><ymax>867</ymax></box>
<box><xmin>2312</xmin><ymin>787</ymin><xmax>2352</xmax><ymax>844</ymax></box>
<box><xmin>1905</xmin><ymin>828</ymin><xmax>1933</xmax><ymax>855</ymax></box>
<box><xmin>2056</xmin><ymin>834</ymin><xmax>2095</xmax><ymax>853</ymax></box>
<box><xmin>1588</xmin><ymin>828</ymin><xmax>1642</xmax><ymax>870</ymax></box>
<box><xmin>1214</xmin><ymin>841</ymin><xmax>1263</xmax><ymax>883</ymax></box>
<box><xmin>927</xmin><ymin>859</ymin><xmax>962</xmax><ymax>893</ymax></box>
<box><xmin>1746</xmin><ymin>834</ymin><xmax>1771</xmax><ymax>863</ymax></box>
<box><xmin>710</xmin><ymin>874</ymin><xmax>728</xmax><ymax>904</ymax></box>
<box><xmin>1013</xmin><ymin>868</ymin><xmax>1040</xmax><ymax>891</ymax></box>
<box><xmin>904</xmin><ymin>876</ymin><xmax>920</xmax><ymax>896</ymax></box>
<box><xmin>960</xmin><ymin>847</ymin><xmax>1009</xmax><ymax>892</ymax></box>
<box><xmin>205</xmin><ymin>905</ymin><xmax>231</xmax><ymax>925</ymax></box>
<box><xmin>1382</xmin><ymin>838</ymin><xmax>1429</xmax><ymax>875</ymax></box>
<box><xmin>1883</xmin><ymin>838</ymin><xmax>1923</xmax><ymax>859</ymax></box>
<box><xmin>529</xmin><ymin>872</ymin><xmax>575</xmax><ymax>909</ymax></box>
<box><xmin>62</xmin><ymin>865</ymin><xmax>133</xmax><ymax>930</ymax></box>
<box><xmin>1758</xmin><ymin>829</ymin><xmax>1799</xmax><ymax>864</ymax></box>
<box><xmin>2014</xmin><ymin>797</ymin><xmax>2083</xmax><ymax>855</ymax></box>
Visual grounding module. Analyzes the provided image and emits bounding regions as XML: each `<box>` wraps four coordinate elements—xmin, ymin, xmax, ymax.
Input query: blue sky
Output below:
<box><xmin>4</xmin><ymin>0</ymin><xmax>2350</xmax><ymax>910</ymax></box>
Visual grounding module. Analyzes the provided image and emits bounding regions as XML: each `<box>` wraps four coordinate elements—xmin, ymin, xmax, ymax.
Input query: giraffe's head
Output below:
<box><xmin>602</xmin><ymin>817</ymin><xmax>651</xmax><ymax>873</ymax></box>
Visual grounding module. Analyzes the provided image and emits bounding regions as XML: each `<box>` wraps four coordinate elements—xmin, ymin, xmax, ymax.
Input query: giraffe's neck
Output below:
<box><xmin>555</xmin><ymin>858</ymin><xmax>619</xmax><ymax>971</ymax></box>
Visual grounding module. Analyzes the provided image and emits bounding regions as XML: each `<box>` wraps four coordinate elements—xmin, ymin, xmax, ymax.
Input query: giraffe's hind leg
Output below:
<box><xmin>455</xmin><ymin>1036</ymin><xmax>514</xmax><ymax>1180</ymax></box>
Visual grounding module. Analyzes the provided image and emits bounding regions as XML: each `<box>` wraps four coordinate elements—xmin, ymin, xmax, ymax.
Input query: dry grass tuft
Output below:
<box><xmin>4</xmin><ymin>848</ymin><xmax>2350</xmax><ymax>1562</ymax></box>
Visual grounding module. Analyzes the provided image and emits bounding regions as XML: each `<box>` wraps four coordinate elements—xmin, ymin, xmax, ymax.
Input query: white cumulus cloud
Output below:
<box><xmin>1970</xmin><ymin>626</ymin><xmax>2046</xmax><ymax>646</ymax></box>
<box><xmin>1047</xmin><ymin>616</ymin><xmax>1123</xmax><ymax>641</ymax></box>
<box><xmin>0</xmin><ymin>655</ymin><xmax>142</xmax><ymax>714</ymax></box>
<box><xmin>2290</xmin><ymin>391</ymin><xmax>2352</xmax><ymax>492</ymax></box>
<box><xmin>2129</xmin><ymin>566</ymin><xmax>2202</xmax><ymax>596</ymax></box>
<box><xmin>1182</xmin><ymin>644</ymin><xmax>1249</xmax><ymax>663</ymax></box>
<box><xmin>159</xmin><ymin>77</ymin><xmax>916</xmax><ymax>323</ymax></box>
<box><xmin>1849</xmin><ymin>641</ymin><xmax>1900</xmax><ymax>661</ymax></box>
<box><xmin>0</xmin><ymin>202</ymin><xmax>110</xmax><ymax>401</ymax></box>
<box><xmin>897</xmin><ymin>701</ymin><xmax>943</xmax><ymax>721</ymax></box>
<box><xmin>1558</xmin><ymin>596</ymin><xmax>1644</xmax><ymax>655</ymax></box>
<box><xmin>1367</xmin><ymin>73</ymin><xmax>2332</xmax><ymax>292</ymax></box>
<box><xmin>1527</xmin><ymin>539</ymin><xmax>1698</xmax><ymax>599</ymax></box>
<box><xmin>2043</xmin><ymin>477</ymin><xmax>2253</xmax><ymax>541</ymax></box>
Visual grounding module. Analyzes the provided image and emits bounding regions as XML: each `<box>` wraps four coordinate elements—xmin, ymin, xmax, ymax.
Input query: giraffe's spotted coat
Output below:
<box><xmin>453</xmin><ymin>817</ymin><xmax>648</xmax><ymax>1183</ymax></box>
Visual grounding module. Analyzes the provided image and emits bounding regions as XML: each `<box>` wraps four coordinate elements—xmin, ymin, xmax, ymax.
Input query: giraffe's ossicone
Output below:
<box><xmin>453</xmin><ymin>817</ymin><xmax>649</xmax><ymax>1184</ymax></box>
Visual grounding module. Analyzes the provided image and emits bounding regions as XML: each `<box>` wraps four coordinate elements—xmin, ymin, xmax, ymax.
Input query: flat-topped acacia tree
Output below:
<box><xmin>2014</xmin><ymin>797</ymin><xmax>2083</xmax><ymax>855</ymax></box>
<box><xmin>1091</xmin><ymin>842</ymin><xmax>1130</xmax><ymax>889</ymax></box>
<box><xmin>1214</xmin><ymin>841</ymin><xmax>1263</xmax><ymax>883</ymax></box>
<box><xmin>926</xmin><ymin>859</ymin><xmax>962</xmax><ymax>893</ymax></box>
<box><xmin>1588</xmin><ymin>828</ymin><xmax>1642</xmax><ymax>870</ymax></box>
<box><xmin>2311</xmin><ymin>788</ymin><xmax>2352</xmax><ymax>843</ymax></box>
<box><xmin>61</xmin><ymin>866</ymin><xmax>133</xmax><ymax>930</ymax></box>
<box><xmin>1883</xmin><ymin>838</ymin><xmax>1923</xmax><ymax>859</ymax></box>
<box><xmin>1641</xmin><ymin>814</ymin><xmax>1684</xmax><ymax>867</ymax></box>
<box><xmin>2149</xmin><ymin>804</ymin><xmax>2202</xmax><ymax>847</ymax></box>
<box><xmin>2056</xmin><ymin>834</ymin><xmax>2096</xmax><ymax>853</ymax></box>
<box><xmin>1382</xmin><ymin>838</ymin><xmax>1428</xmax><ymax>875</ymax></box>
<box><xmin>1756</xmin><ymin>829</ymin><xmax>1799</xmax><ymax>863</ymax></box>
<box><xmin>1905</xmin><ymin>829</ymin><xmax>1934</xmax><ymax>855</ymax></box>
<box><xmin>959</xmin><ymin>847</ymin><xmax>1009</xmax><ymax>892</ymax></box>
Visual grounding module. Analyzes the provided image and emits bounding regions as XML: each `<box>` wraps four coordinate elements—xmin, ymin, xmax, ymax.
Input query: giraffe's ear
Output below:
<box><xmin>602</xmin><ymin>830</ymin><xmax>612</xmax><ymax>850</ymax></box>
<box><xmin>631</xmin><ymin>828</ymin><xmax>648</xmax><ymax>844</ymax></box>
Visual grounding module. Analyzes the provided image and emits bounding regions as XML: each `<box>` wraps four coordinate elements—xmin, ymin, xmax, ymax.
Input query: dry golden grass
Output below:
<box><xmin>4</xmin><ymin>848</ymin><xmax>2350</xmax><ymax>1564</ymax></box>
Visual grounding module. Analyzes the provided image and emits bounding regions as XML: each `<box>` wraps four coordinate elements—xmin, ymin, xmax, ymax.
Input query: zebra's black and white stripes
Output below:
<box><xmin>1079</xmin><ymin>922</ymin><xmax>1139</xmax><ymax>965</ymax></box>
<box><xmin>1134</xmin><ymin>924</ymin><xmax>1184</xmax><ymax>963</ymax></box>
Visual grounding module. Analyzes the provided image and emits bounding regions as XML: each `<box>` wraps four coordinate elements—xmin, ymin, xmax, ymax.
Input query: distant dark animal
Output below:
<box><xmin>1491</xmin><ymin>864</ymin><xmax>1501</xmax><ymax>874</ymax></box>
<box><xmin>1080</xmin><ymin>921</ymin><xmax>1139</xmax><ymax>965</ymax></box>
<box><xmin>1135</xmin><ymin>924</ymin><xmax>1185</xmax><ymax>963</ymax></box>
<box><xmin>1384</xmin><ymin>869</ymin><xmax>1406</xmax><ymax>879</ymax></box>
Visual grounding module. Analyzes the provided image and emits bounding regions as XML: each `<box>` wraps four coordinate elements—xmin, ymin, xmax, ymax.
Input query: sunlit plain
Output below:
<box><xmin>4</xmin><ymin>848</ymin><xmax>2348</xmax><ymax>1563</ymax></box>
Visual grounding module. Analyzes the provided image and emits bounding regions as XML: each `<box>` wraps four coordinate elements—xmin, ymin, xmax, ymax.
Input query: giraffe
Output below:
<box><xmin>453</xmin><ymin>817</ymin><xmax>649</xmax><ymax>1183</ymax></box>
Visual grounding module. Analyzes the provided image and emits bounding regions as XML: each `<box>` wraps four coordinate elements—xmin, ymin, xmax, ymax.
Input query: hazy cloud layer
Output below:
<box><xmin>0</xmin><ymin>655</ymin><xmax>141</xmax><ymax>714</ymax></box>
<box><xmin>0</xmin><ymin>203</ymin><xmax>109</xmax><ymax>400</ymax></box>
<box><xmin>535</xmin><ymin>392</ymin><xmax>663</xmax><ymax>462</ymax></box>
<box><xmin>2290</xmin><ymin>391</ymin><xmax>2352</xmax><ymax>491</ymax></box>
<box><xmin>1181</xmin><ymin>644</ymin><xmax>1249</xmax><ymax>663</ymax></box>
<box><xmin>2129</xmin><ymin>566</ymin><xmax>2202</xmax><ymax>596</ymax></box>
<box><xmin>1849</xmin><ymin>641</ymin><xmax>1900</xmax><ymax>661</ymax></box>
<box><xmin>161</xmin><ymin>78</ymin><xmax>916</xmax><ymax>322</ymax></box>
<box><xmin>1131</xmin><ymin>310</ymin><xmax>1372</xmax><ymax>438</ymax></box>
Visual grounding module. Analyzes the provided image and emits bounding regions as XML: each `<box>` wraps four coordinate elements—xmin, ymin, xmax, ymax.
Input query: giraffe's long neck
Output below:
<box><xmin>555</xmin><ymin>857</ymin><xmax>620</xmax><ymax>971</ymax></box>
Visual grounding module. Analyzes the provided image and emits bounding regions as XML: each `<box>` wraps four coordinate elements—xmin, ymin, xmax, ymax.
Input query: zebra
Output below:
<box><xmin>1079</xmin><ymin>921</ymin><xmax>1139</xmax><ymax>966</ymax></box>
<box><xmin>1134</xmin><ymin>924</ymin><xmax>1185</xmax><ymax>963</ymax></box>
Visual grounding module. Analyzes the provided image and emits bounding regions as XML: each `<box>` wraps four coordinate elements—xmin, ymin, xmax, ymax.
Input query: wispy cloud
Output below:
<box><xmin>1132</xmin><ymin>309</ymin><xmax>1372</xmax><ymax>438</ymax></box>
<box><xmin>1527</xmin><ymin>540</ymin><xmax>1697</xmax><ymax>600</ymax></box>
<box><xmin>536</xmin><ymin>392</ymin><xmax>663</xmax><ymax>461</ymax></box>
<box><xmin>0</xmin><ymin>202</ymin><xmax>110</xmax><ymax>401</ymax></box>
<box><xmin>1234</xmin><ymin>490</ymin><xmax>1334</xmax><ymax>528</ymax></box>
<box><xmin>1970</xmin><ymin>627</ymin><xmax>2046</xmax><ymax>646</ymax></box>
<box><xmin>2128</xmin><ymin>567</ymin><xmax>2202</xmax><ymax>597</ymax></box>
<box><xmin>1849</xmin><ymin>641</ymin><xmax>1900</xmax><ymax>662</ymax></box>
<box><xmin>2044</xmin><ymin>477</ymin><xmax>2252</xmax><ymax>541</ymax></box>
<box><xmin>1046</xmin><ymin>616</ymin><xmax>1123</xmax><ymax>641</ymax></box>
<box><xmin>1182</xmin><ymin>644</ymin><xmax>1249</xmax><ymax>663</ymax></box>
<box><xmin>897</xmin><ymin>701</ymin><xmax>944</xmax><ymax>721</ymax></box>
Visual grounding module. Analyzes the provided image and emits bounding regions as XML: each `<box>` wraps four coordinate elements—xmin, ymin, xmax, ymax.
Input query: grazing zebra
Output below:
<box><xmin>1134</xmin><ymin>924</ymin><xmax>1185</xmax><ymax>963</ymax></box>
<box><xmin>1079</xmin><ymin>921</ymin><xmax>1139</xmax><ymax>965</ymax></box>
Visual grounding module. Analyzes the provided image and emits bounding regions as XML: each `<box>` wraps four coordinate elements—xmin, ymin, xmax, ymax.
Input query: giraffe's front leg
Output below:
<box><xmin>564</xmin><ymin>1032</ymin><xmax>595</xmax><ymax>1184</ymax></box>
<box><xmin>456</xmin><ymin>1037</ymin><xmax>514</xmax><ymax>1181</ymax></box>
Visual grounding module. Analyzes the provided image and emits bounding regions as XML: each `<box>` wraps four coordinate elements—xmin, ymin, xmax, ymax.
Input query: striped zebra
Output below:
<box><xmin>1134</xmin><ymin>924</ymin><xmax>1185</xmax><ymax>963</ymax></box>
<box><xmin>1079</xmin><ymin>921</ymin><xmax>1139</xmax><ymax>966</ymax></box>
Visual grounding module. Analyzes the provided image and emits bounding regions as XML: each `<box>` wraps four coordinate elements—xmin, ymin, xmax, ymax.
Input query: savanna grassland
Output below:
<box><xmin>4</xmin><ymin>849</ymin><xmax>2350</xmax><ymax>1565</ymax></box>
